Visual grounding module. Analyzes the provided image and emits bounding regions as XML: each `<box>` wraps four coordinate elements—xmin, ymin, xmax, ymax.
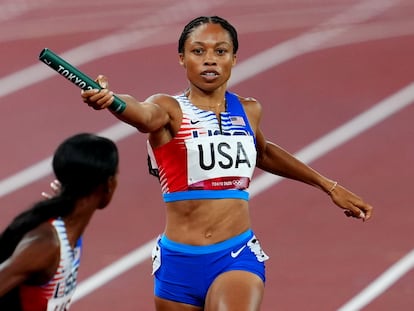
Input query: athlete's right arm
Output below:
<box><xmin>115</xmin><ymin>93</ymin><xmax>179</xmax><ymax>133</ymax></box>
<box><xmin>81</xmin><ymin>75</ymin><xmax>179</xmax><ymax>134</ymax></box>
<box><xmin>0</xmin><ymin>226</ymin><xmax>59</xmax><ymax>296</ymax></box>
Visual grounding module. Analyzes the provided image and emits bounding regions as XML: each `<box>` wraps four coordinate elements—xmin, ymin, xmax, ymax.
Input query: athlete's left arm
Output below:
<box><xmin>248</xmin><ymin>98</ymin><xmax>373</xmax><ymax>221</ymax></box>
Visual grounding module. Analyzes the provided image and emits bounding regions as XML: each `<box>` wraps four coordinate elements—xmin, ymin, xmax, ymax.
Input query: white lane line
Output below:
<box><xmin>0</xmin><ymin>122</ymin><xmax>136</xmax><ymax>197</ymax></box>
<box><xmin>229</xmin><ymin>0</ymin><xmax>403</xmax><ymax>86</ymax></box>
<box><xmin>0</xmin><ymin>0</ymin><xmax>52</xmax><ymax>22</ymax></box>
<box><xmin>249</xmin><ymin>81</ymin><xmax>414</xmax><ymax>196</ymax></box>
<box><xmin>73</xmin><ymin>238</ymin><xmax>157</xmax><ymax>301</ymax></box>
<box><xmin>0</xmin><ymin>0</ymin><xmax>226</xmax><ymax>97</ymax></box>
<box><xmin>337</xmin><ymin>249</ymin><xmax>414</xmax><ymax>311</ymax></box>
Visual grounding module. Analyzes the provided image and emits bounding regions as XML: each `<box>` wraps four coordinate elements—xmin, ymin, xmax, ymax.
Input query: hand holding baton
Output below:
<box><xmin>38</xmin><ymin>48</ymin><xmax>126</xmax><ymax>113</ymax></box>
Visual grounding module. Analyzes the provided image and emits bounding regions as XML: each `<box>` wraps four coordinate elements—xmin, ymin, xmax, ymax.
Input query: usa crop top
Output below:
<box><xmin>148</xmin><ymin>91</ymin><xmax>257</xmax><ymax>203</ymax></box>
<box><xmin>19</xmin><ymin>218</ymin><xmax>82</xmax><ymax>311</ymax></box>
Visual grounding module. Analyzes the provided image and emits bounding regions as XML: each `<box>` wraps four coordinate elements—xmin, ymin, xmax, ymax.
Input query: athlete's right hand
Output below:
<box><xmin>81</xmin><ymin>75</ymin><xmax>115</xmax><ymax>110</ymax></box>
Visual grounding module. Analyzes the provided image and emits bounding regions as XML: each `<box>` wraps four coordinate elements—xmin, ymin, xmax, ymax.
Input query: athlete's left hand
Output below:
<box><xmin>329</xmin><ymin>184</ymin><xmax>373</xmax><ymax>222</ymax></box>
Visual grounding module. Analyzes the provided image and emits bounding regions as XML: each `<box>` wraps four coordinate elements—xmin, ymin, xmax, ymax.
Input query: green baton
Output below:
<box><xmin>39</xmin><ymin>48</ymin><xmax>126</xmax><ymax>113</ymax></box>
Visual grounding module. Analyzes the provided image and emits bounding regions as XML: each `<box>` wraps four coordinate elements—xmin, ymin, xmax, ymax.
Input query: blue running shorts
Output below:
<box><xmin>151</xmin><ymin>229</ymin><xmax>269</xmax><ymax>307</ymax></box>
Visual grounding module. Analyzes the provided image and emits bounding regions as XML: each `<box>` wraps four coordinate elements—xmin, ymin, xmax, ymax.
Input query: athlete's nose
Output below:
<box><xmin>204</xmin><ymin>49</ymin><xmax>217</xmax><ymax>66</ymax></box>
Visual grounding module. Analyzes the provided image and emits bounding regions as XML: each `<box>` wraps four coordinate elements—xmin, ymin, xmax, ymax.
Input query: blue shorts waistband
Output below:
<box><xmin>160</xmin><ymin>229</ymin><xmax>253</xmax><ymax>254</ymax></box>
<box><xmin>163</xmin><ymin>189</ymin><xmax>249</xmax><ymax>202</ymax></box>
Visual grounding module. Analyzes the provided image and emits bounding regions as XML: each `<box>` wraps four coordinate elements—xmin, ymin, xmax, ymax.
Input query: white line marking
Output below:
<box><xmin>0</xmin><ymin>0</ymin><xmax>52</xmax><ymax>22</ymax></box>
<box><xmin>229</xmin><ymin>0</ymin><xmax>403</xmax><ymax>86</ymax></box>
<box><xmin>73</xmin><ymin>238</ymin><xmax>157</xmax><ymax>301</ymax></box>
<box><xmin>0</xmin><ymin>0</ymin><xmax>226</xmax><ymax>98</ymax></box>
<box><xmin>337</xmin><ymin>249</ymin><xmax>414</xmax><ymax>311</ymax></box>
<box><xmin>249</xmin><ymin>82</ymin><xmax>414</xmax><ymax>196</ymax></box>
<box><xmin>0</xmin><ymin>122</ymin><xmax>136</xmax><ymax>197</ymax></box>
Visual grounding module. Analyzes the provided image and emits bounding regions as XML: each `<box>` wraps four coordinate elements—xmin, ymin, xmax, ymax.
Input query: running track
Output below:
<box><xmin>1</xmin><ymin>0</ymin><xmax>413</xmax><ymax>310</ymax></box>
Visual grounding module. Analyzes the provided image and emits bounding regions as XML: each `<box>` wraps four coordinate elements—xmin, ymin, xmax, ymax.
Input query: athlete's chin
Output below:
<box><xmin>195</xmin><ymin>81</ymin><xmax>227</xmax><ymax>93</ymax></box>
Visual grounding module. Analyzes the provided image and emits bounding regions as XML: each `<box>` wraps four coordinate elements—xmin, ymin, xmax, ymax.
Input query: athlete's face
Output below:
<box><xmin>179</xmin><ymin>23</ymin><xmax>236</xmax><ymax>92</ymax></box>
<box><xmin>99</xmin><ymin>174</ymin><xmax>118</xmax><ymax>210</ymax></box>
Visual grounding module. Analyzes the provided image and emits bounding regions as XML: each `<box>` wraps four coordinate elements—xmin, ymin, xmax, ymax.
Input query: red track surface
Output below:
<box><xmin>1</xmin><ymin>1</ymin><xmax>414</xmax><ymax>310</ymax></box>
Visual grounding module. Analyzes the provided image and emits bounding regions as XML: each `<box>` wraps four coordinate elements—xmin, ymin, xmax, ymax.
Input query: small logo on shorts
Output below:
<box><xmin>231</xmin><ymin>245</ymin><xmax>246</xmax><ymax>258</ymax></box>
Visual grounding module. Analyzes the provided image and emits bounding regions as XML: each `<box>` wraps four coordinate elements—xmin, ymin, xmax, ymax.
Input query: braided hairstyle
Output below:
<box><xmin>178</xmin><ymin>16</ymin><xmax>239</xmax><ymax>54</ymax></box>
<box><xmin>0</xmin><ymin>133</ymin><xmax>119</xmax><ymax>308</ymax></box>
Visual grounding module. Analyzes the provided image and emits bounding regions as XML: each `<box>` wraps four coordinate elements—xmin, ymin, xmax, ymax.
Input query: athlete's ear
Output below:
<box><xmin>179</xmin><ymin>53</ymin><xmax>186</xmax><ymax>68</ymax></box>
<box><xmin>232</xmin><ymin>54</ymin><xmax>237</xmax><ymax>67</ymax></box>
<box><xmin>107</xmin><ymin>175</ymin><xmax>118</xmax><ymax>194</ymax></box>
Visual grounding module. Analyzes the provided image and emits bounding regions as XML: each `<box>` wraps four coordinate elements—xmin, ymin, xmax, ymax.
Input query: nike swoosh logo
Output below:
<box><xmin>231</xmin><ymin>245</ymin><xmax>246</xmax><ymax>258</ymax></box>
<box><xmin>190</xmin><ymin>119</ymin><xmax>200</xmax><ymax>124</ymax></box>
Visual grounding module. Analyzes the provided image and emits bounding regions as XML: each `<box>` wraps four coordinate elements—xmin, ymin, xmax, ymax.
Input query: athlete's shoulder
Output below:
<box><xmin>7</xmin><ymin>222</ymin><xmax>60</xmax><ymax>282</ymax></box>
<box><xmin>23</xmin><ymin>222</ymin><xmax>60</xmax><ymax>254</ymax></box>
<box><xmin>145</xmin><ymin>93</ymin><xmax>182</xmax><ymax>117</ymax></box>
<box><xmin>146</xmin><ymin>93</ymin><xmax>179</xmax><ymax>105</ymax></box>
<box><xmin>228</xmin><ymin>91</ymin><xmax>260</xmax><ymax>105</ymax></box>
<box><xmin>229</xmin><ymin>92</ymin><xmax>262</xmax><ymax>116</ymax></box>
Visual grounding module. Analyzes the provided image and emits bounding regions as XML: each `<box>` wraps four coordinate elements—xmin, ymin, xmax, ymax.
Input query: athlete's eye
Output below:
<box><xmin>192</xmin><ymin>48</ymin><xmax>204</xmax><ymax>55</ymax></box>
<box><xmin>216</xmin><ymin>48</ymin><xmax>227</xmax><ymax>55</ymax></box>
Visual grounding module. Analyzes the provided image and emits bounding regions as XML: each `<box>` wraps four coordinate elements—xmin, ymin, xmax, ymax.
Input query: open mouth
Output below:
<box><xmin>201</xmin><ymin>71</ymin><xmax>219</xmax><ymax>79</ymax></box>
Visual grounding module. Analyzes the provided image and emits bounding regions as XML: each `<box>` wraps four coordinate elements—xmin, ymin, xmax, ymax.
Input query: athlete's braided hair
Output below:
<box><xmin>0</xmin><ymin>133</ymin><xmax>119</xmax><ymax>308</ymax></box>
<box><xmin>178</xmin><ymin>16</ymin><xmax>239</xmax><ymax>54</ymax></box>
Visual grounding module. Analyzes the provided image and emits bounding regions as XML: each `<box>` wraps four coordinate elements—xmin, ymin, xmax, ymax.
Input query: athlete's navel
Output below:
<box><xmin>205</xmin><ymin>231</ymin><xmax>213</xmax><ymax>239</ymax></box>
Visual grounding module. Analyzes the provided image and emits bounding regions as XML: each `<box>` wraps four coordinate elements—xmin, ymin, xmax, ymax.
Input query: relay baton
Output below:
<box><xmin>38</xmin><ymin>48</ymin><xmax>126</xmax><ymax>113</ymax></box>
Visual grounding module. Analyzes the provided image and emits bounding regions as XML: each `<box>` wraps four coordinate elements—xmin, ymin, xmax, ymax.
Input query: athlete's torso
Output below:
<box><xmin>148</xmin><ymin>91</ymin><xmax>257</xmax><ymax>203</ymax></box>
<box><xmin>19</xmin><ymin>218</ymin><xmax>82</xmax><ymax>311</ymax></box>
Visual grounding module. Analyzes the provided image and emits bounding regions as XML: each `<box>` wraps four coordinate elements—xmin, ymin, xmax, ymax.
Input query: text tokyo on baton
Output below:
<box><xmin>56</xmin><ymin>65</ymin><xmax>93</xmax><ymax>90</ymax></box>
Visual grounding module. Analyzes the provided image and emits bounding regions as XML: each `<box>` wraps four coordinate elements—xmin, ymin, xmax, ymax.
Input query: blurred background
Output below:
<box><xmin>1</xmin><ymin>0</ymin><xmax>413</xmax><ymax>310</ymax></box>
